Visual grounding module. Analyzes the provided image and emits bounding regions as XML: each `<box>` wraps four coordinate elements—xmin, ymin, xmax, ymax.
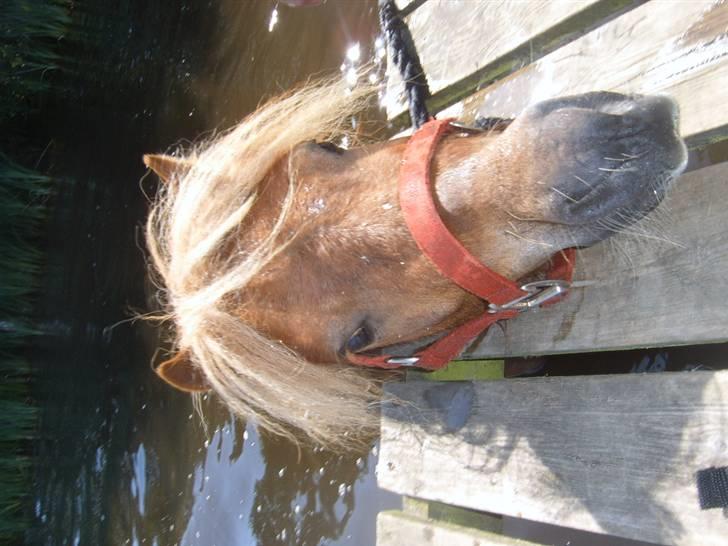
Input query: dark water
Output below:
<box><xmin>29</xmin><ymin>2</ymin><xmax>397</xmax><ymax>545</ymax></box>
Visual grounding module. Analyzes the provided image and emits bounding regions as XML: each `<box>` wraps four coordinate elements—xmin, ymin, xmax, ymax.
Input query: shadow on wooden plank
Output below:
<box><xmin>379</xmin><ymin>371</ymin><xmax>728</xmax><ymax>546</ymax></box>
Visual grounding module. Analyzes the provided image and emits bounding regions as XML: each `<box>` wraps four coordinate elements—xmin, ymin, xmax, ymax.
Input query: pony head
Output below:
<box><xmin>144</xmin><ymin>80</ymin><xmax>686</xmax><ymax>448</ymax></box>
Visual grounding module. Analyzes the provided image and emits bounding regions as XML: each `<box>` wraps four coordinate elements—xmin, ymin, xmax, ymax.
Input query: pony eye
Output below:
<box><xmin>346</xmin><ymin>324</ymin><xmax>372</xmax><ymax>353</ymax></box>
<box><xmin>316</xmin><ymin>141</ymin><xmax>345</xmax><ymax>154</ymax></box>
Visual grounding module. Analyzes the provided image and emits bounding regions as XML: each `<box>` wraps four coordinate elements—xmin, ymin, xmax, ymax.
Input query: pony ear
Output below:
<box><xmin>155</xmin><ymin>350</ymin><xmax>211</xmax><ymax>392</ymax></box>
<box><xmin>143</xmin><ymin>154</ymin><xmax>193</xmax><ymax>183</ymax></box>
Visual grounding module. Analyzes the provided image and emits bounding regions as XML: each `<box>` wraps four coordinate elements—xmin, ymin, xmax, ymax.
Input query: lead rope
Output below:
<box><xmin>378</xmin><ymin>0</ymin><xmax>431</xmax><ymax>128</ymax></box>
<box><xmin>377</xmin><ymin>0</ymin><xmax>512</xmax><ymax>132</ymax></box>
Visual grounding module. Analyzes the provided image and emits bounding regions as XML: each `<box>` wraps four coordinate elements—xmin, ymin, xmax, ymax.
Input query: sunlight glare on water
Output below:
<box><xmin>180</xmin><ymin>423</ymin><xmax>264</xmax><ymax>546</ymax></box>
<box><xmin>268</xmin><ymin>7</ymin><xmax>279</xmax><ymax>32</ymax></box>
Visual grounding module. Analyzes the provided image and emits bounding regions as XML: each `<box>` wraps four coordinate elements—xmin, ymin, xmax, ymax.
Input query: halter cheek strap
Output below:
<box><xmin>348</xmin><ymin>118</ymin><xmax>575</xmax><ymax>370</ymax></box>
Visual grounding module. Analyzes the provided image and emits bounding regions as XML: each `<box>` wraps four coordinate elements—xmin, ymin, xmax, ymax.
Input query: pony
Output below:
<box><xmin>143</xmin><ymin>79</ymin><xmax>687</xmax><ymax>448</ymax></box>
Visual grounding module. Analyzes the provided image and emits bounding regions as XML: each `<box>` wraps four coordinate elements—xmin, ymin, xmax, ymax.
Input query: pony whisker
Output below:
<box><xmin>598</xmin><ymin>165</ymin><xmax>637</xmax><ymax>173</ymax></box>
<box><xmin>573</xmin><ymin>174</ymin><xmax>594</xmax><ymax>189</ymax></box>
<box><xmin>551</xmin><ymin>186</ymin><xmax>579</xmax><ymax>203</ymax></box>
<box><xmin>620</xmin><ymin>151</ymin><xmax>648</xmax><ymax>160</ymax></box>
<box><xmin>505</xmin><ymin>209</ymin><xmax>541</xmax><ymax>222</ymax></box>
<box><xmin>506</xmin><ymin>222</ymin><xmax>554</xmax><ymax>247</ymax></box>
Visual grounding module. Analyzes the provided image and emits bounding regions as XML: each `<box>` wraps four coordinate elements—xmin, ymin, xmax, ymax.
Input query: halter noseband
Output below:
<box><xmin>348</xmin><ymin>118</ymin><xmax>575</xmax><ymax>370</ymax></box>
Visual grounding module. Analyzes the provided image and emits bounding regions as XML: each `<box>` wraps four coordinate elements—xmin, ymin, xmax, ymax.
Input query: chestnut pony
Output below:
<box><xmin>144</xmin><ymin>80</ymin><xmax>687</xmax><ymax>448</ymax></box>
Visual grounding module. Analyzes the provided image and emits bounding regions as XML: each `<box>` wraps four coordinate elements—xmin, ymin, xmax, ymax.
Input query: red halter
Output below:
<box><xmin>348</xmin><ymin>118</ymin><xmax>575</xmax><ymax>370</ymax></box>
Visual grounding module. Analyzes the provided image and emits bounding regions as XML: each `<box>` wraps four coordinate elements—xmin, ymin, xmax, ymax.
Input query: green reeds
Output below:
<box><xmin>0</xmin><ymin>154</ymin><xmax>51</xmax><ymax>322</ymax></box>
<box><xmin>0</xmin><ymin>356</ymin><xmax>36</xmax><ymax>543</ymax></box>
<box><xmin>1</xmin><ymin>0</ymin><xmax>73</xmax><ymax>120</ymax></box>
<box><xmin>1</xmin><ymin>1</ymin><xmax>74</xmax><ymax>541</ymax></box>
<box><xmin>0</xmin><ymin>153</ymin><xmax>48</xmax><ymax>544</ymax></box>
<box><xmin>0</xmin><ymin>127</ymin><xmax>54</xmax><ymax>546</ymax></box>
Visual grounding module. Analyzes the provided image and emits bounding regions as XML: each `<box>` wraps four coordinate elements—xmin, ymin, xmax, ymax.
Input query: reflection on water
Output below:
<box><xmin>29</xmin><ymin>1</ymin><xmax>397</xmax><ymax>545</ymax></box>
<box><xmin>177</xmin><ymin>419</ymin><xmax>385</xmax><ymax>546</ymax></box>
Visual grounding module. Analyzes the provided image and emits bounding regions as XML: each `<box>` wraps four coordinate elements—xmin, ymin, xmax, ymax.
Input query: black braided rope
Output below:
<box><xmin>378</xmin><ymin>0</ymin><xmax>431</xmax><ymax>128</ymax></box>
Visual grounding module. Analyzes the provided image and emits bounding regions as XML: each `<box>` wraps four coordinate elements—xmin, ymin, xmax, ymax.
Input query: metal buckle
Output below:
<box><xmin>385</xmin><ymin>356</ymin><xmax>421</xmax><ymax>367</ymax></box>
<box><xmin>487</xmin><ymin>280</ymin><xmax>571</xmax><ymax>313</ymax></box>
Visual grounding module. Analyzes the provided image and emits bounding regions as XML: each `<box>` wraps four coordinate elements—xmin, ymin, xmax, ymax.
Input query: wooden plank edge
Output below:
<box><xmin>686</xmin><ymin>121</ymin><xmax>728</xmax><ymax>150</ymax></box>
<box><xmin>386</xmin><ymin>0</ymin><xmax>646</xmax><ymax>131</ymax></box>
<box><xmin>406</xmin><ymin>359</ymin><xmax>505</xmax><ymax>382</ymax></box>
<box><xmin>378</xmin><ymin>510</ymin><xmax>545</xmax><ymax>546</ymax></box>
<box><xmin>467</xmin><ymin>335</ymin><xmax>728</xmax><ymax>361</ymax></box>
<box><xmin>403</xmin><ymin>496</ymin><xmax>504</xmax><ymax>533</ymax></box>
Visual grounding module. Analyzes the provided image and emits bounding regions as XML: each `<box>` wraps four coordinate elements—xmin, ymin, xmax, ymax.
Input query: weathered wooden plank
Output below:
<box><xmin>464</xmin><ymin>160</ymin><xmax>728</xmax><ymax>358</ymax></box>
<box><xmin>378</xmin><ymin>510</ymin><xmax>543</xmax><ymax>546</ymax></box>
<box><xmin>378</xmin><ymin>371</ymin><xmax>728</xmax><ymax>546</ymax></box>
<box><xmin>447</xmin><ymin>0</ymin><xmax>728</xmax><ymax>147</ymax></box>
<box><xmin>384</xmin><ymin>0</ymin><xmax>644</xmax><ymax>123</ymax></box>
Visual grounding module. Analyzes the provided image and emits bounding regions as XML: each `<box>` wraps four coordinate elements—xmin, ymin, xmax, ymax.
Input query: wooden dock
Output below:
<box><xmin>377</xmin><ymin>1</ymin><xmax>728</xmax><ymax>545</ymax></box>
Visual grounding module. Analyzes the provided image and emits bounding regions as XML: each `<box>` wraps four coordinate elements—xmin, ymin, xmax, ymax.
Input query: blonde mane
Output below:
<box><xmin>146</xmin><ymin>80</ymin><xmax>385</xmax><ymax>449</ymax></box>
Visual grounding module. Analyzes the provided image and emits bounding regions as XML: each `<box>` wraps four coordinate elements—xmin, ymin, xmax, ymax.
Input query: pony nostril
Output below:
<box><xmin>528</xmin><ymin>93</ymin><xmax>679</xmax><ymax>133</ymax></box>
<box><xmin>636</xmin><ymin>95</ymin><xmax>680</xmax><ymax>128</ymax></box>
<box><xmin>594</xmin><ymin>99</ymin><xmax>640</xmax><ymax>116</ymax></box>
<box><xmin>527</xmin><ymin>91</ymin><xmax>632</xmax><ymax>118</ymax></box>
<box><xmin>588</xmin><ymin>110</ymin><xmax>648</xmax><ymax>139</ymax></box>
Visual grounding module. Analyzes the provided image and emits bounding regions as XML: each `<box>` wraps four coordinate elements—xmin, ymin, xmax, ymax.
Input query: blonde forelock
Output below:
<box><xmin>146</xmin><ymin>79</ymin><xmax>385</xmax><ymax>449</ymax></box>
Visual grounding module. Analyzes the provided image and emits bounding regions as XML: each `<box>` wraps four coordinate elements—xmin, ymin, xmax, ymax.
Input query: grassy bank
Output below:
<box><xmin>1</xmin><ymin>1</ymin><xmax>72</xmax><ymax>542</ymax></box>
